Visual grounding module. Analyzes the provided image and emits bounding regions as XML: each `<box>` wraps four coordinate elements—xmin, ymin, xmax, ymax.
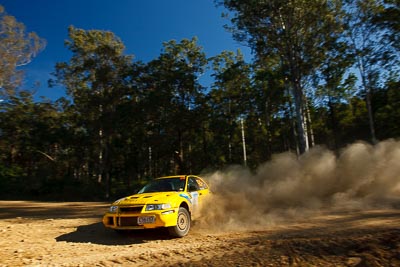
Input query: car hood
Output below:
<box><xmin>113</xmin><ymin>192</ymin><xmax>181</xmax><ymax>206</ymax></box>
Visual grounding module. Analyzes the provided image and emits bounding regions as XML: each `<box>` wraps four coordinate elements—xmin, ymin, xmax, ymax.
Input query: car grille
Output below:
<box><xmin>119</xmin><ymin>217</ymin><xmax>139</xmax><ymax>226</ymax></box>
<box><xmin>119</xmin><ymin>206</ymin><xmax>144</xmax><ymax>213</ymax></box>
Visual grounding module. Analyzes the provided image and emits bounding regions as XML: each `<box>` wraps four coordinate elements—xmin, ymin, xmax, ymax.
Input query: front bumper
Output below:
<box><xmin>103</xmin><ymin>207</ymin><xmax>178</xmax><ymax>230</ymax></box>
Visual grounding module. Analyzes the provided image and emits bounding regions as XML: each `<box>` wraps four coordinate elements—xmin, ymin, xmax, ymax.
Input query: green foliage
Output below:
<box><xmin>342</xmin><ymin>0</ymin><xmax>399</xmax><ymax>143</ymax></box>
<box><xmin>0</xmin><ymin>5</ymin><xmax>46</xmax><ymax>97</ymax></box>
<box><xmin>208</xmin><ymin>50</ymin><xmax>252</xmax><ymax>165</ymax></box>
<box><xmin>382</xmin><ymin>0</ymin><xmax>400</xmax><ymax>51</ymax></box>
<box><xmin>219</xmin><ymin>0</ymin><xmax>347</xmax><ymax>153</ymax></box>
<box><xmin>142</xmin><ymin>37</ymin><xmax>208</xmax><ymax>174</ymax></box>
<box><xmin>374</xmin><ymin>78</ymin><xmax>400</xmax><ymax>139</ymax></box>
<box><xmin>50</xmin><ymin>26</ymin><xmax>137</xmax><ymax>198</ymax></box>
<box><xmin>0</xmin><ymin>1</ymin><xmax>399</xmax><ymax>200</ymax></box>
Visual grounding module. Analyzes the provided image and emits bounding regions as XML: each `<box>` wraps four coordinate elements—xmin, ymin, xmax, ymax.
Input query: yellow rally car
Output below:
<box><xmin>103</xmin><ymin>175</ymin><xmax>209</xmax><ymax>237</ymax></box>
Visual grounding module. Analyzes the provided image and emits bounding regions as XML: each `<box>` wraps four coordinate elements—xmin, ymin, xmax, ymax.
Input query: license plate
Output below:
<box><xmin>137</xmin><ymin>216</ymin><xmax>155</xmax><ymax>225</ymax></box>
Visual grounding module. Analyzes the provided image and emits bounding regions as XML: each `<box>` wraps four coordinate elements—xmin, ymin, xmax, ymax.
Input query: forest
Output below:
<box><xmin>0</xmin><ymin>0</ymin><xmax>399</xmax><ymax>200</ymax></box>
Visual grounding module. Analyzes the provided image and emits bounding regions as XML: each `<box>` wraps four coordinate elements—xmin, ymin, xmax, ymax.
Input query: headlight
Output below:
<box><xmin>109</xmin><ymin>205</ymin><xmax>118</xmax><ymax>213</ymax></box>
<box><xmin>145</xmin><ymin>203</ymin><xmax>171</xmax><ymax>211</ymax></box>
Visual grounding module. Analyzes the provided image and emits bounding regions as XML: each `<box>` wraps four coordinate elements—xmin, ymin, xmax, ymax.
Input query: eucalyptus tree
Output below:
<box><xmin>209</xmin><ymin>50</ymin><xmax>252</xmax><ymax>165</ymax></box>
<box><xmin>251</xmin><ymin>55</ymin><xmax>295</xmax><ymax>157</ymax></box>
<box><xmin>51</xmin><ymin>26</ymin><xmax>135</xmax><ymax>198</ymax></box>
<box><xmin>0</xmin><ymin>91</ymin><xmax>36</xmax><ymax>179</ymax></box>
<box><xmin>0</xmin><ymin>91</ymin><xmax>63</xmax><ymax>195</ymax></box>
<box><xmin>312</xmin><ymin>14</ymin><xmax>355</xmax><ymax>149</ymax></box>
<box><xmin>342</xmin><ymin>0</ymin><xmax>394</xmax><ymax>144</ymax></box>
<box><xmin>0</xmin><ymin>5</ymin><xmax>45</xmax><ymax>98</ymax></box>
<box><xmin>142</xmin><ymin>38</ymin><xmax>207</xmax><ymax>174</ymax></box>
<box><xmin>373</xmin><ymin>0</ymin><xmax>400</xmax><ymax>52</ymax></box>
<box><xmin>218</xmin><ymin>0</ymin><xmax>344</xmax><ymax>154</ymax></box>
<box><xmin>374</xmin><ymin>77</ymin><xmax>400</xmax><ymax>139</ymax></box>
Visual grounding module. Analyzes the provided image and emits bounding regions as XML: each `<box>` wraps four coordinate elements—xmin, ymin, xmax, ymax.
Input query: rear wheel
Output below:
<box><xmin>168</xmin><ymin>207</ymin><xmax>190</xmax><ymax>237</ymax></box>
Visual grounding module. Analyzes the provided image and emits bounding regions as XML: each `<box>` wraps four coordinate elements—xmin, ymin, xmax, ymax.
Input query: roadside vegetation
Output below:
<box><xmin>0</xmin><ymin>0</ymin><xmax>399</xmax><ymax>200</ymax></box>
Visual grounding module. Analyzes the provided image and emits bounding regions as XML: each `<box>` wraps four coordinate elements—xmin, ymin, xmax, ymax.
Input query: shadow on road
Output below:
<box><xmin>56</xmin><ymin>222</ymin><xmax>174</xmax><ymax>245</ymax></box>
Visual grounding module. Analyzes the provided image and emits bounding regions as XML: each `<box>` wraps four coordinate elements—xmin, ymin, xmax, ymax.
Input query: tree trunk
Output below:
<box><xmin>292</xmin><ymin>82</ymin><xmax>307</xmax><ymax>154</ymax></box>
<box><xmin>304</xmin><ymin>98</ymin><xmax>315</xmax><ymax>147</ymax></box>
<box><xmin>366</xmin><ymin>89</ymin><xmax>377</xmax><ymax>144</ymax></box>
<box><xmin>328</xmin><ymin>98</ymin><xmax>339</xmax><ymax>149</ymax></box>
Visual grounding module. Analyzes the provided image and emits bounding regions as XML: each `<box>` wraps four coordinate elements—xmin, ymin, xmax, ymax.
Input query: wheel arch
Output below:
<box><xmin>179</xmin><ymin>201</ymin><xmax>191</xmax><ymax>215</ymax></box>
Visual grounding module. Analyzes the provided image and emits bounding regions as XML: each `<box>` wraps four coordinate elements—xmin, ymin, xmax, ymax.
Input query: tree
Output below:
<box><xmin>374</xmin><ymin>77</ymin><xmax>400</xmax><ymax>139</ymax></box>
<box><xmin>373</xmin><ymin>0</ymin><xmax>400</xmax><ymax>52</ymax></box>
<box><xmin>312</xmin><ymin>26</ymin><xmax>355</xmax><ymax>149</ymax></box>
<box><xmin>343</xmin><ymin>0</ymin><xmax>393</xmax><ymax>144</ymax></box>
<box><xmin>0</xmin><ymin>90</ymin><xmax>65</xmax><ymax>196</ymax></box>
<box><xmin>209</xmin><ymin>50</ymin><xmax>252</xmax><ymax>166</ymax></box>
<box><xmin>251</xmin><ymin>56</ymin><xmax>295</xmax><ymax>157</ymax></box>
<box><xmin>219</xmin><ymin>0</ymin><xmax>344</xmax><ymax>154</ymax></box>
<box><xmin>51</xmin><ymin>26</ymin><xmax>135</xmax><ymax>198</ymax></box>
<box><xmin>143</xmin><ymin>38</ymin><xmax>207</xmax><ymax>174</ymax></box>
<box><xmin>0</xmin><ymin>5</ymin><xmax>45</xmax><ymax>97</ymax></box>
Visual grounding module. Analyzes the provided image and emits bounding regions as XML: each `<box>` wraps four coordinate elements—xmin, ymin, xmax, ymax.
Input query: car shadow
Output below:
<box><xmin>56</xmin><ymin>222</ymin><xmax>175</xmax><ymax>245</ymax></box>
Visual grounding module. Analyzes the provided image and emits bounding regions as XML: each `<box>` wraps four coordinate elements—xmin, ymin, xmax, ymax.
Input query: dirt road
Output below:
<box><xmin>0</xmin><ymin>201</ymin><xmax>399</xmax><ymax>266</ymax></box>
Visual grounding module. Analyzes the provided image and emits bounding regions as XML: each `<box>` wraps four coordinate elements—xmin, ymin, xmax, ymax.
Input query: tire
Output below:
<box><xmin>168</xmin><ymin>207</ymin><xmax>191</xmax><ymax>237</ymax></box>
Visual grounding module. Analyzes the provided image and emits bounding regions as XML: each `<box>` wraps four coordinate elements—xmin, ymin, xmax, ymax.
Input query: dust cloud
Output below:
<box><xmin>198</xmin><ymin>139</ymin><xmax>400</xmax><ymax>231</ymax></box>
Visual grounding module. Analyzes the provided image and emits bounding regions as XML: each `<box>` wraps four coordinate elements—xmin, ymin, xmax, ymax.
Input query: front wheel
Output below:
<box><xmin>168</xmin><ymin>207</ymin><xmax>191</xmax><ymax>237</ymax></box>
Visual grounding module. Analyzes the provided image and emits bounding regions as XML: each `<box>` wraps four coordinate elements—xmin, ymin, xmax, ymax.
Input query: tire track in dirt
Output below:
<box><xmin>0</xmin><ymin>201</ymin><xmax>399</xmax><ymax>266</ymax></box>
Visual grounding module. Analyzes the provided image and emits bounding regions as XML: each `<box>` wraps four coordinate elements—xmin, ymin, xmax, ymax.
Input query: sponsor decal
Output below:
<box><xmin>179</xmin><ymin>193</ymin><xmax>192</xmax><ymax>204</ymax></box>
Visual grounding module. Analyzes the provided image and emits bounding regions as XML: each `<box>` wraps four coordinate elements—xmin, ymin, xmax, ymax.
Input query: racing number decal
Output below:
<box><xmin>196</xmin><ymin>179</ymin><xmax>205</xmax><ymax>188</ymax></box>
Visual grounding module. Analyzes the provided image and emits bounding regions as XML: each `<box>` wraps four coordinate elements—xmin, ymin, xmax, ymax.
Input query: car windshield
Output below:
<box><xmin>137</xmin><ymin>178</ymin><xmax>186</xmax><ymax>193</ymax></box>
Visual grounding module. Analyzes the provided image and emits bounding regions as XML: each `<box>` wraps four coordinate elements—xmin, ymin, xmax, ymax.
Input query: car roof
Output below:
<box><xmin>155</xmin><ymin>175</ymin><xmax>202</xmax><ymax>180</ymax></box>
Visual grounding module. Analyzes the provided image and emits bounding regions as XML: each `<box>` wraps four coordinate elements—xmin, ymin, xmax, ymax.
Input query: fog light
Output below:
<box><xmin>161</xmin><ymin>210</ymin><xmax>174</xmax><ymax>215</ymax></box>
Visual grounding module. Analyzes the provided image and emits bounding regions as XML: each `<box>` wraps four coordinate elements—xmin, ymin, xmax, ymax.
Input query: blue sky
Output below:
<box><xmin>1</xmin><ymin>0</ymin><xmax>251</xmax><ymax>101</ymax></box>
